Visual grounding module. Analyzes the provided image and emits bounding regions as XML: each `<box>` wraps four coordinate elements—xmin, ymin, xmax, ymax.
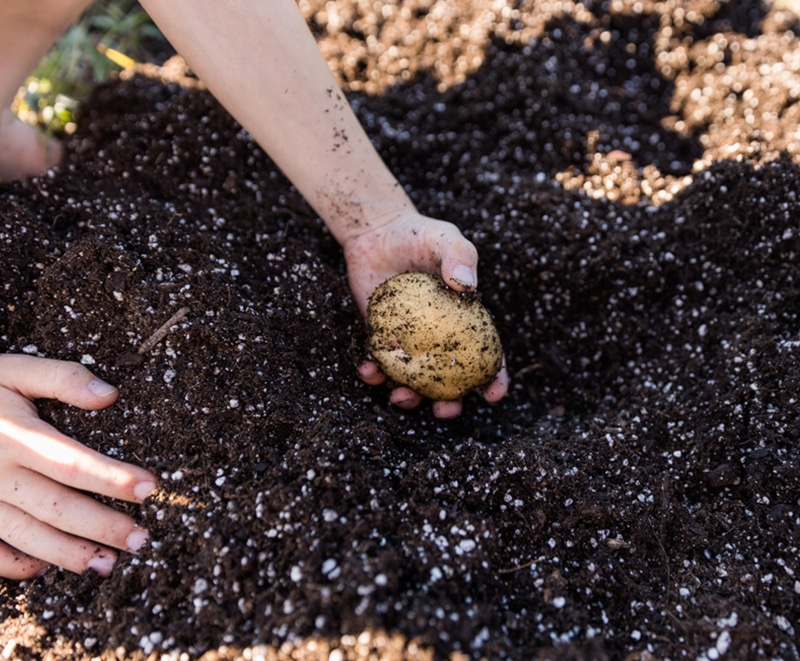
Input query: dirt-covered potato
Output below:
<box><xmin>367</xmin><ymin>272</ymin><xmax>503</xmax><ymax>400</ymax></box>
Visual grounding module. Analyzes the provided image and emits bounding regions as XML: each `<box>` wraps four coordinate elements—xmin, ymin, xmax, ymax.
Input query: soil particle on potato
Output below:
<box><xmin>1</xmin><ymin>1</ymin><xmax>800</xmax><ymax>660</ymax></box>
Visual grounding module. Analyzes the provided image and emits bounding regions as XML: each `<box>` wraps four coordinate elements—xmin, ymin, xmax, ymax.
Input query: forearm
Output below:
<box><xmin>140</xmin><ymin>0</ymin><xmax>415</xmax><ymax>246</ymax></box>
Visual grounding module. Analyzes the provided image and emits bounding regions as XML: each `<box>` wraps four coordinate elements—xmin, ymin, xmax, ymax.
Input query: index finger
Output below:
<box><xmin>3</xmin><ymin>417</ymin><xmax>157</xmax><ymax>504</ymax></box>
<box><xmin>0</xmin><ymin>355</ymin><xmax>119</xmax><ymax>410</ymax></box>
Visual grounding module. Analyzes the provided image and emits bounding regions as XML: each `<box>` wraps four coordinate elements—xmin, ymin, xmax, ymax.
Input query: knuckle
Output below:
<box><xmin>52</xmin><ymin>360</ymin><xmax>89</xmax><ymax>390</ymax></box>
<box><xmin>0</xmin><ymin>504</ymin><xmax>32</xmax><ymax>548</ymax></box>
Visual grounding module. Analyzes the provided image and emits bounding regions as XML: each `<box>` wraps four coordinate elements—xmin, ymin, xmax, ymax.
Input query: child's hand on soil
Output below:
<box><xmin>0</xmin><ymin>355</ymin><xmax>156</xmax><ymax>580</ymax></box>
<box><xmin>343</xmin><ymin>210</ymin><xmax>509</xmax><ymax>418</ymax></box>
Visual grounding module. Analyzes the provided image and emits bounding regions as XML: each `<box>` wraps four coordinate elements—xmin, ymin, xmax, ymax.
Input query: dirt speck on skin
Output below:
<box><xmin>1</xmin><ymin>1</ymin><xmax>800</xmax><ymax>659</ymax></box>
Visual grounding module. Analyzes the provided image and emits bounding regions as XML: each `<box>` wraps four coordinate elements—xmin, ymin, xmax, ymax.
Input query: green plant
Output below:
<box><xmin>14</xmin><ymin>0</ymin><xmax>163</xmax><ymax>134</ymax></box>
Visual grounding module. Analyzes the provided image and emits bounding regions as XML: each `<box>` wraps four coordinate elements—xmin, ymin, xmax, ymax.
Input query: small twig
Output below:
<box><xmin>496</xmin><ymin>558</ymin><xmax>539</xmax><ymax>574</ymax></box>
<box><xmin>514</xmin><ymin>362</ymin><xmax>543</xmax><ymax>379</ymax></box>
<box><xmin>137</xmin><ymin>306</ymin><xmax>190</xmax><ymax>354</ymax></box>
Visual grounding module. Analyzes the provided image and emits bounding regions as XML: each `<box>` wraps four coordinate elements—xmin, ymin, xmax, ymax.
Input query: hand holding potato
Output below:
<box><xmin>343</xmin><ymin>210</ymin><xmax>508</xmax><ymax>417</ymax></box>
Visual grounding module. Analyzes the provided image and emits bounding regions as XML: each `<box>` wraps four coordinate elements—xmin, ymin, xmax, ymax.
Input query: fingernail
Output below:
<box><xmin>87</xmin><ymin>379</ymin><xmax>118</xmax><ymax>397</ymax></box>
<box><xmin>87</xmin><ymin>555</ymin><xmax>116</xmax><ymax>577</ymax></box>
<box><xmin>134</xmin><ymin>480</ymin><xmax>157</xmax><ymax>502</ymax></box>
<box><xmin>451</xmin><ymin>265</ymin><xmax>476</xmax><ymax>288</ymax></box>
<box><xmin>126</xmin><ymin>528</ymin><xmax>149</xmax><ymax>553</ymax></box>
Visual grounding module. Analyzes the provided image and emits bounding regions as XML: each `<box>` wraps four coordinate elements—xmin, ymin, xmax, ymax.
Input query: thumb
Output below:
<box><xmin>0</xmin><ymin>355</ymin><xmax>119</xmax><ymax>410</ymax></box>
<box><xmin>427</xmin><ymin>223</ymin><xmax>480</xmax><ymax>292</ymax></box>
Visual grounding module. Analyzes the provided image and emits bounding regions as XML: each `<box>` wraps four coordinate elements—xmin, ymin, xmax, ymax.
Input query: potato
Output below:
<box><xmin>367</xmin><ymin>272</ymin><xmax>503</xmax><ymax>400</ymax></box>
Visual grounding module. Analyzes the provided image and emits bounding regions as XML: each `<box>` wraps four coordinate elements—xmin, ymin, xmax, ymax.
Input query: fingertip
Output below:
<box><xmin>82</xmin><ymin>379</ymin><xmax>120</xmax><ymax>411</ymax></box>
<box><xmin>110</xmin><ymin>469</ymin><xmax>158</xmax><ymax>505</ymax></box>
<box><xmin>50</xmin><ymin>361</ymin><xmax>119</xmax><ymax>411</ymax></box>
<box><xmin>433</xmin><ymin>400</ymin><xmax>462</xmax><ymax>419</ymax></box>
<box><xmin>483</xmin><ymin>366</ymin><xmax>510</xmax><ymax>403</ymax></box>
<box><xmin>86</xmin><ymin>552</ymin><xmax>117</xmax><ymax>577</ymax></box>
<box><xmin>86</xmin><ymin>378</ymin><xmax>119</xmax><ymax>399</ymax></box>
<box><xmin>390</xmin><ymin>387</ymin><xmax>422</xmax><ymax>409</ymax></box>
<box><xmin>440</xmin><ymin>234</ymin><xmax>479</xmax><ymax>291</ymax></box>
<box><xmin>447</xmin><ymin>264</ymin><xmax>478</xmax><ymax>291</ymax></box>
<box><xmin>19</xmin><ymin>563</ymin><xmax>51</xmax><ymax>581</ymax></box>
<box><xmin>133</xmin><ymin>479</ymin><xmax>158</xmax><ymax>503</ymax></box>
<box><xmin>7</xmin><ymin>357</ymin><xmax>121</xmax><ymax>410</ymax></box>
<box><xmin>126</xmin><ymin>527</ymin><xmax>150</xmax><ymax>553</ymax></box>
<box><xmin>358</xmin><ymin>361</ymin><xmax>387</xmax><ymax>386</ymax></box>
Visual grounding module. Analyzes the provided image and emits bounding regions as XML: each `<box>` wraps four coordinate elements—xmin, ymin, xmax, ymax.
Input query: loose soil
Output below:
<box><xmin>1</xmin><ymin>1</ymin><xmax>799</xmax><ymax>659</ymax></box>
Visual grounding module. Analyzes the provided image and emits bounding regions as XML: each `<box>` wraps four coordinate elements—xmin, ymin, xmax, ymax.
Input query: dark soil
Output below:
<box><xmin>2</xmin><ymin>1</ymin><xmax>799</xmax><ymax>659</ymax></box>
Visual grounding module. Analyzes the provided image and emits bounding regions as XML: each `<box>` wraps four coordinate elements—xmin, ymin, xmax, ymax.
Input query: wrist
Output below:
<box><xmin>315</xmin><ymin>178</ymin><xmax>418</xmax><ymax>248</ymax></box>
